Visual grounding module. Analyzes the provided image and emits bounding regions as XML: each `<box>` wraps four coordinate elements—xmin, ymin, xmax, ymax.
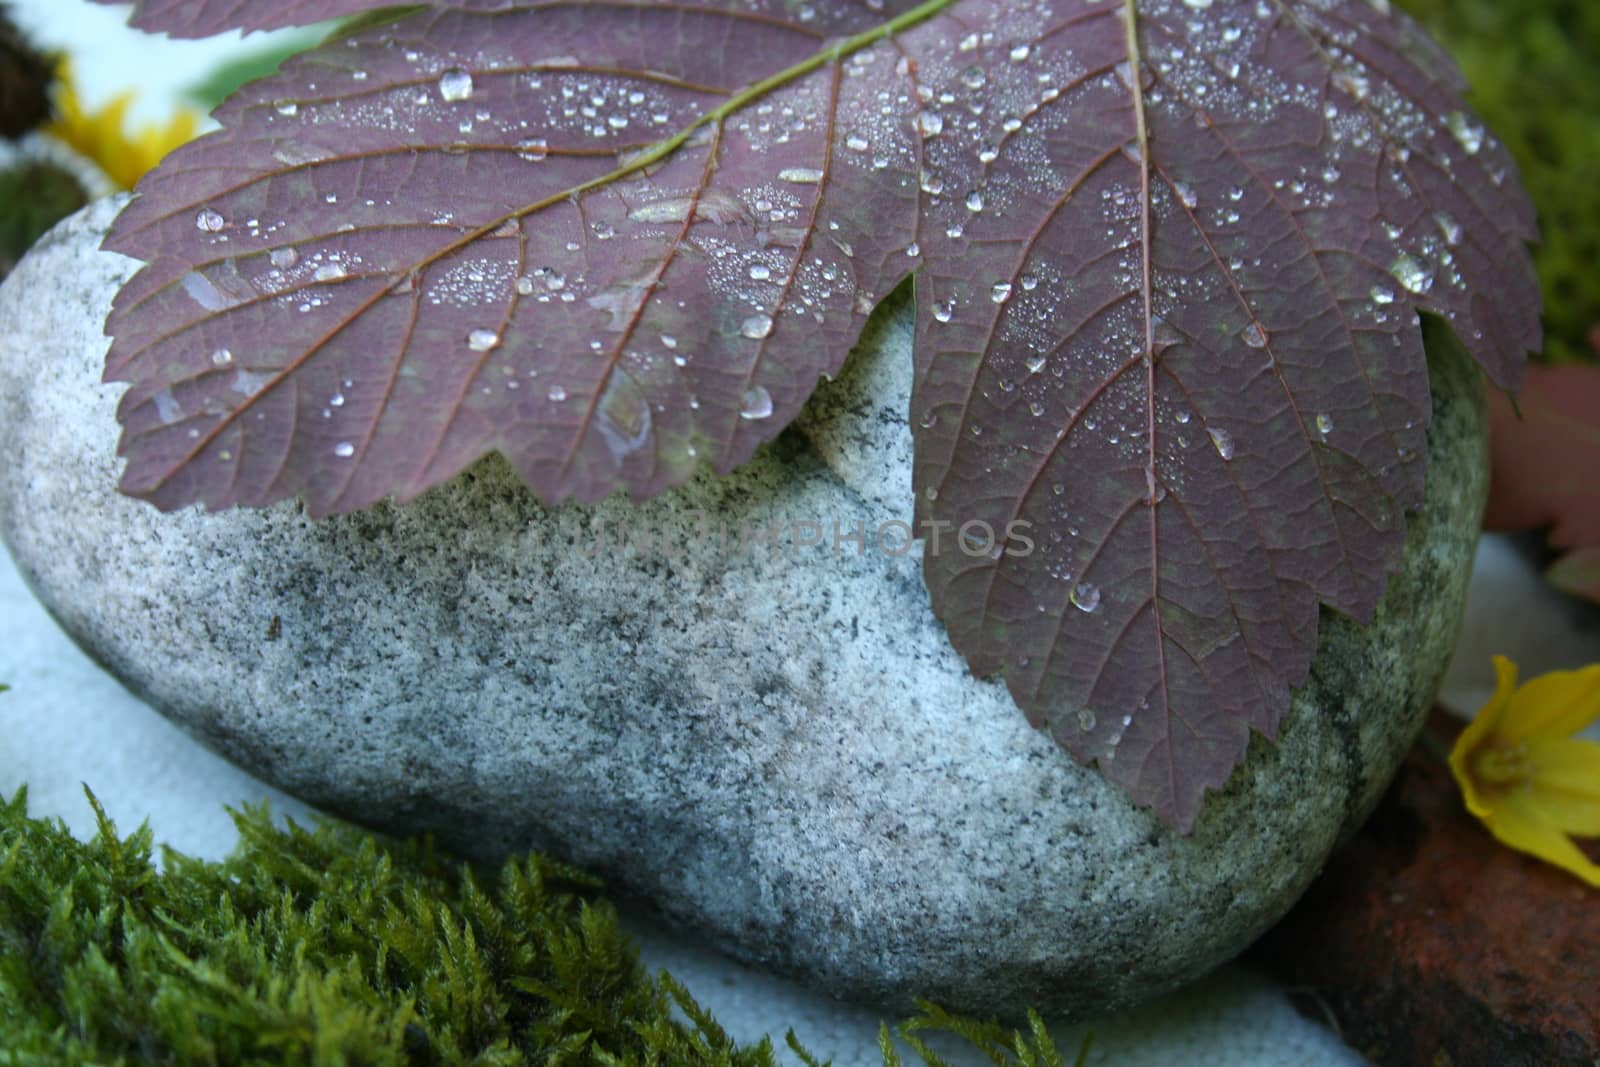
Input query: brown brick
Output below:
<box><xmin>1251</xmin><ymin>711</ymin><xmax>1598</xmax><ymax>1067</ymax></box>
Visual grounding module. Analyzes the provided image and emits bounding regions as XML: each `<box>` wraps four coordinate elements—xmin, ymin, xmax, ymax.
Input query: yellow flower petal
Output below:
<box><xmin>45</xmin><ymin>62</ymin><xmax>199</xmax><ymax>192</ymax></box>
<box><xmin>1523</xmin><ymin>738</ymin><xmax>1600</xmax><ymax>836</ymax></box>
<box><xmin>1449</xmin><ymin>655</ymin><xmax>1518</xmax><ymax>817</ymax></box>
<box><xmin>1487</xmin><ymin>788</ymin><xmax>1600</xmax><ymax>888</ymax></box>
<box><xmin>1501</xmin><ymin>662</ymin><xmax>1600</xmax><ymax>743</ymax></box>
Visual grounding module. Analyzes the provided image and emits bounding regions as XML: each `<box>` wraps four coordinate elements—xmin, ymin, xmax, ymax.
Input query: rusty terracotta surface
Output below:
<box><xmin>1251</xmin><ymin>711</ymin><xmax>1598</xmax><ymax>1067</ymax></box>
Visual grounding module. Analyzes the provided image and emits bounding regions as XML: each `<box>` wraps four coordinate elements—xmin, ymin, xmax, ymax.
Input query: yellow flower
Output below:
<box><xmin>45</xmin><ymin>61</ymin><xmax>199</xmax><ymax>192</ymax></box>
<box><xmin>1450</xmin><ymin>656</ymin><xmax>1600</xmax><ymax>887</ymax></box>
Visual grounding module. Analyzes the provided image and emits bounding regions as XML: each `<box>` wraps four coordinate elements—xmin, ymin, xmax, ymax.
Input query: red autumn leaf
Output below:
<box><xmin>89</xmin><ymin>0</ymin><xmax>407</xmax><ymax>37</ymax></box>
<box><xmin>909</xmin><ymin>0</ymin><xmax>1537</xmax><ymax>828</ymax></box>
<box><xmin>102</xmin><ymin>0</ymin><xmax>928</xmax><ymax>513</ymax></box>
<box><xmin>1486</xmin><ymin>363</ymin><xmax>1600</xmax><ymax>605</ymax></box>
<box><xmin>98</xmin><ymin>0</ymin><xmax>1538</xmax><ymax>830</ymax></box>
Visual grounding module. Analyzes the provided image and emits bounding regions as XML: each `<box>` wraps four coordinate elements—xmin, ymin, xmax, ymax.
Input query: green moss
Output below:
<box><xmin>0</xmin><ymin>789</ymin><xmax>1085</xmax><ymax>1066</ymax></box>
<box><xmin>0</xmin><ymin>160</ymin><xmax>90</xmax><ymax>281</ymax></box>
<box><xmin>1399</xmin><ymin>0</ymin><xmax>1600</xmax><ymax>364</ymax></box>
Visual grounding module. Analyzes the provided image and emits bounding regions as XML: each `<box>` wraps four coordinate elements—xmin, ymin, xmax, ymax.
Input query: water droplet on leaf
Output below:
<box><xmin>439</xmin><ymin>69</ymin><xmax>474</xmax><ymax>102</ymax></box>
<box><xmin>1446</xmin><ymin>111</ymin><xmax>1484</xmax><ymax>154</ymax></box>
<box><xmin>1208</xmin><ymin>426</ymin><xmax>1235</xmax><ymax>460</ymax></box>
<box><xmin>1389</xmin><ymin>254</ymin><xmax>1435</xmax><ymax>294</ymax></box>
<box><xmin>740</xmin><ymin>385</ymin><xmax>774</xmax><ymax>420</ymax></box>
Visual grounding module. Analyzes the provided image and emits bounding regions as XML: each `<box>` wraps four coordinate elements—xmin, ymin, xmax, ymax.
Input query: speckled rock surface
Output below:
<box><xmin>0</xmin><ymin>199</ymin><xmax>1487</xmax><ymax>1019</ymax></box>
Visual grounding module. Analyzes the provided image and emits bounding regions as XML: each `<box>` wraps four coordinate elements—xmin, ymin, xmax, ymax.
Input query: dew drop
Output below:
<box><xmin>1433</xmin><ymin>211</ymin><xmax>1462</xmax><ymax>246</ymax></box>
<box><xmin>516</xmin><ymin>276</ymin><xmax>535</xmax><ymax>296</ymax></box>
<box><xmin>516</xmin><ymin>137</ymin><xmax>549</xmax><ymax>161</ymax></box>
<box><xmin>845</xmin><ymin>132</ymin><xmax>869</xmax><ymax>152</ymax></box>
<box><xmin>740</xmin><ymin>313</ymin><xmax>774</xmax><ymax>340</ymax></box>
<box><xmin>314</xmin><ymin>263</ymin><xmax>347</xmax><ymax>283</ymax></box>
<box><xmin>739</xmin><ymin>385</ymin><xmax>774</xmax><ymax>420</ymax></box>
<box><xmin>933</xmin><ymin>300</ymin><xmax>955</xmax><ymax>323</ymax></box>
<box><xmin>1241</xmin><ymin>322</ymin><xmax>1268</xmax><ymax>348</ymax></box>
<box><xmin>1076</xmin><ymin>708</ymin><xmax>1097</xmax><ymax>732</ymax></box>
<box><xmin>965</xmin><ymin>190</ymin><xmax>984</xmax><ymax>212</ymax></box>
<box><xmin>273</xmin><ymin>99</ymin><xmax>298</xmax><ymax>117</ymax></box>
<box><xmin>1025</xmin><ymin>353</ymin><xmax>1046</xmax><ymax>374</ymax></box>
<box><xmin>548</xmin><ymin>385</ymin><xmax>568</xmax><ymax>402</ymax></box>
<box><xmin>904</xmin><ymin>242</ymin><xmax>920</xmax><ymax>258</ymax></box>
<box><xmin>1070</xmin><ymin>582</ymin><xmax>1101</xmax><ymax>613</ymax></box>
<box><xmin>439</xmin><ymin>69</ymin><xmax>474</xmax><ymax>102</ymax></box>
<box><xmin>1183</xmin><ymin>0</ymin><xmax>1214</xmax><ymax>7</ymax></box>
<box><xmin>1315</xmin><ymin>412</ymin><xmax>1335</xmax><ymax>436</ymax></box>
<box><xmin>748</xmin><ymin>263</ymin><xmax>772</xmax><ymax>281</ymax></box>
<box><xmin>1208</xmin><ymin>426</ymin><xmax>1235</xmax><ymax>460</ymax></box>
<box><xmin>916</xmin><ymin>109</ymin><xmax>944</xmax><ymax>137</ymax></box>
<box><xmin>209</xmin><ymin>347</ymin><xmax>233</xmax><ymax>367</ymax></box>
<box><xmin>269</xmin><ymin>247</ymin><xmax>298</xmax><ymax>270</ymax></box>
<box><xmin>330</xmin><ymin>393</ymin><xmax>345</xmax><ymax>407</ymax></box>
<box><xmin>1009</xmin><ymin>43</ymin><xmax>1031</xmax><ymax>62</ymax></box>
<box><xmin>334</xmin><ymin>441</ymin><xmax>355</xmax><ymax>458</ymax></box>
<box><xmin>468</xmin><ymin>329</ymin><xmax>500</xmax><ymax>352</ymax></box>
<box><xmin>778</xmin><ymin>167</ymin><xmax>824</xmax><ymax>184</ymax></box>
<box><xmin>1446</xmin><ymin>111</ymin><xmax>1484</xmax><ymax>155</ymax></box>
<box><xmin>195</xmin><ymin>208</ymin><xmax>226</xmax><ymax>233</ymax></box>
<box><xmin>1389</xmin><ymin>254</ymin><xmax>1435</xmax><ymax>294</ymax></box>
<box><xmin>1028</xmin><ymin>400</ymin><xmax>1045</xmax><ymax>417</ymax></box>
<box><xmin>1370</xmin><ymin>284</ymin><xmax>1396</xmax><ymax>305</ymax></box>
<box><xmin>1173</xmin><ymin>181</ymin><xmax>1198</xmax><ymax>209</ymax></box>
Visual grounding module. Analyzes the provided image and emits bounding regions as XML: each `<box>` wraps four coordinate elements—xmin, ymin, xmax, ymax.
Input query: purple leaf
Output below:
<box><xmin>909</xmin><ymin>0</ymin><xmax>1538</xmax><ymax>829</ymax></box>
<box><xmin>99</xmin><ymin>0</ymin><xmax>1537</xmax><ymax>831</ymax></box>
<box><xmin>89</xmin><ymin>0</ymin><xmax>416</xmax><ymax>37</ymax></box>
<box><xmin>102</xmin><ymin>0</ymin><xmax>932</xmax><ymax>513</ymax></box>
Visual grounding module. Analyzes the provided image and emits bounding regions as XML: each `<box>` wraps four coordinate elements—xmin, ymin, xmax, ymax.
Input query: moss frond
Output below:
<box><xmin>0</xmin><ymin>789</ymin><xmax>1090</xmax><ymax>1066</ymax></box>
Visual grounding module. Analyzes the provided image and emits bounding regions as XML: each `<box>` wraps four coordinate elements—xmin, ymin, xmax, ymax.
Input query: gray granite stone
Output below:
<box><xmin>0</xmin><ymin>199</ymin><xmax>1487</xmax><ymax>1018</ymax></box>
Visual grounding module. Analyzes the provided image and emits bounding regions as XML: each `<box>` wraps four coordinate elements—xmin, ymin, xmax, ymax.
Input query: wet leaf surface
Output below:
<box><xmin>90</xmin><ymin>0</ymin><xmax>411</xmax><ymax>37</ymax></box>
<box><xmin>104</xmin><ymin>0</ymin><xmax>932</xmax><ymax>512</ymax></box>
<box><xmin>910</xmin><ymin>0</ymin><xmax>1537</xmax><ymax>827</ymax></box>
<box><xmin>100</xmin><ymin>0</ymin><xmax>1539</xmax><ymax>829</ymax></box>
